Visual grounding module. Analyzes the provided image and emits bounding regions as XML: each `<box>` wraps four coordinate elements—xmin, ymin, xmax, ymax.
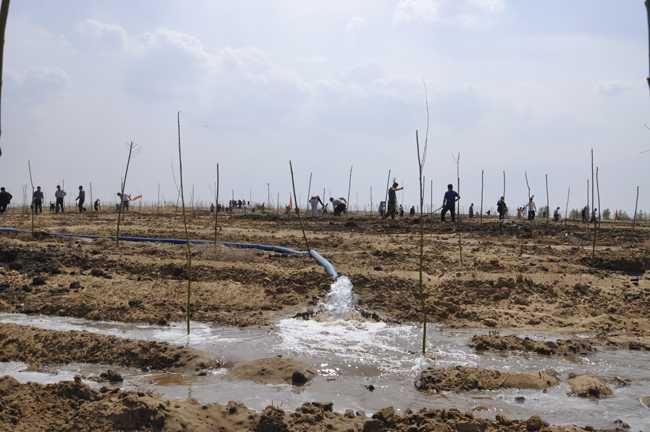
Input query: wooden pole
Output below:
<box><xmin>479</xmin><ymin>170</ymin><xmax>480</xmax><ymax>225</ymax></box>
<box><xmin>346</xmin><ymin>166</ymin><xmax>353</xmax><ymax>218</ymax></box>
<box><xmin>290</xmin><ymin>161</ymin><xmax>310</xmax><ymax>251</ymax></box>
<box><xmin>383</xmin><ymin>169</ymin><xmax>391</xmax><ymax>218</ymax></box>
<box><xmin>0</xmin><ymin>0</ymin><xmax>11</xmax><ymax>141</ymax></box>
<box><xmin>305</xmin><ymin>172</ymin><xmax>312</xmax><ymax>218</ymax></box>
<box><xmin>565</xmin><ymin>187</ymin><xmax>571</xmax><ymax>225</ymax></box>
<box><xmin>545</xmin><ymin>174</ymin><xmax>549</xmax><ymax>227</ymax></box>
<box><xmin>177</xmin><ymin>112</ymin><xmax>192</xmax><ymax>335</ymax></box>
<box><xmin>633</xmin><ymin>186</ymin><xmax>640</xmax><ymax>233</ymax></box>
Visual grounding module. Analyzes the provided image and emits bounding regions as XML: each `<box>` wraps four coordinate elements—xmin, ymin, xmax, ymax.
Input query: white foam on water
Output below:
<box><xmin>313</xmin><ymin>276</ymin><xmax>359</xmax><ymax>320</ymax></box>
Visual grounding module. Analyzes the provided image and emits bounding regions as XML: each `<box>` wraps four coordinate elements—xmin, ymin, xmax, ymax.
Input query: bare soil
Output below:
<box><xmin>1</xmin><ymin>208</ymin><xmax>649</xmax><ymax>431</ymax></box>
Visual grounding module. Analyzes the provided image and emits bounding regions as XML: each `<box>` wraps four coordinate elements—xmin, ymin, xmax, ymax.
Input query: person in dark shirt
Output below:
<box><xmin>0</xmin><ymin>187</ymin><xmax>12</xmax><ymax>213</ymax></box>
<box><xmin>441</xmin><ymin>184</ymin><xmax>460</xmax><ymax>222</ymax></box>
<box><xmin>497</xmin><ymin>197</ymin><xmax>508</xmax><ymax>220</ymax></box>
<box><xmin>75</xmin><ymin>186</ymin><xmax>87</xmax><ymax>213</ymax></box>
<box><xmin>33</xmin><ymin>186</ymin><xmax>44</xmax><ymax>214</ymax></box>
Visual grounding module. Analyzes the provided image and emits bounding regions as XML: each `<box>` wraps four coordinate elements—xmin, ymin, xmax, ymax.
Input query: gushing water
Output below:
<box><xmin>313</xmin><ymin>275</ymin><xmax>359</xmax><ymax>320</ymax></box>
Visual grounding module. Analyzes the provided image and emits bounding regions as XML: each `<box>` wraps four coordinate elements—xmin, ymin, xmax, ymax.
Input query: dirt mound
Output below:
<box><xmin>0</xmin><ymin>374</ymin><xmax>619</xmax><ymax>432</ymax></box>
<box><xmin>0</xmin><ymin>322</ymin><xmax>218</xmax><ymax>374</ymax></box>
<box><xmin>225</xmin><ymin>357</ymin><xmax>317</xmax><ymax>385</ymax></box>
<box><xmin>469</xmin><ymin>334</ymin><xmax>594</xmax><ymax>355</ymax></box>
<box><xmin>0</xmin><ymin>375</ymin><xmax>258</xmax><ymax>432</ymax></box>
<box><xmin>566</xmin><ymin>373</ymin><xmax>613</xmax><ymax>398</ymax></box>
<box><xmin>415</xmin><ymin>366</ymin><xmax>560</xmax><ymax>391</ymax></box>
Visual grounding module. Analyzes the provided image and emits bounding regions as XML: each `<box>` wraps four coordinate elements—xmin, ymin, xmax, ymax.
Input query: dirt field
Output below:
<box><xmin>1</xmin><ymin>208</ymin><xmax>649</xmax><ymax>431</ymax></box>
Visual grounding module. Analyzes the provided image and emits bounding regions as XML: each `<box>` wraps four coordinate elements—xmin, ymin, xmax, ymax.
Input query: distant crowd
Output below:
<box><xmin>0</xmin><ymin>185</ymin><xmax>135</xmax><ymax>214</ymax></box>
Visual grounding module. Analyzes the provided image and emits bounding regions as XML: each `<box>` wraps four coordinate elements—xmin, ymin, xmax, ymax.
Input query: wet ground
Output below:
<box><xmin>0</xmin><ymin>209</ymin><xmax>649</xmax><ymax>431</ymax></box>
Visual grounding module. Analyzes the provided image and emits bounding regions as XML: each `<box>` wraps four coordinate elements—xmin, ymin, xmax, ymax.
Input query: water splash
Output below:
<box><xmin>313</xmin><ymin>275</ymin><xmax>360</xmax><ymax>320</ymax></box>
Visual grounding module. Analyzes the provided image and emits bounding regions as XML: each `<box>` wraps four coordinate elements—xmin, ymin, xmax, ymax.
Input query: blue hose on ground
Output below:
<box><xmin>0</xmin><ymin>228</ymin><xmax>339</xmax><ymax>279</ymax></box>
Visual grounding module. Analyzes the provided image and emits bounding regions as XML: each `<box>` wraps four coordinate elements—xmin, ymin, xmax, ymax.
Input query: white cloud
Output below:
<box><xmin>594</xmin><ymin>79</ymin><xmax>641</xmax><ymax>97</ymax></box>
<box><xmin>346</xmin><ymin>17</ymin><xmax>368</xmax><ymax>32</ymax></box>
<box><xmin>295</xmin><ymin>55</ymin><xmax>329</xmax><ymax>64</ymax></box>
<box><xmin>5</xmin><ymin>66</ymin><xmax>70</xmax><ymax>106</ymax></box>
<box><xmin>394</xmin><ymin>0</ymin><xmax>505</xmax><ymax>25</ymax></box>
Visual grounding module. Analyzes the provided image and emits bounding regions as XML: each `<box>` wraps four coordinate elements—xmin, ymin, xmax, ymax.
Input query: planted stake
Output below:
<box><xmin>479</xmin><ymin>170</ymin><xmax>480</xmax><ymax>225</ymax></box>
<box><xmin>177</xmin><ymin>112</ymin><xmax>192</xmax><ymax>335</ymax></box>
<box><xmin>28</xmin><ymin>161</ymin><xmax>34</xmax><ymax>239</ymax></box>
<box><xmin>305</xmin><ymin>172</ymin><xmax>312</xmax><ymax>218</ymax></box>
<box><xmin>116</xmin><ymin>142</ymin><xmax>141</xmax><ymax>246</ymax></box>
<box><xmin>289</xmin><ymin>161</ymin><xmax>310</xmax><ymax>251</ymax></box>
<box><xmin>565</xmin><ymin>187</ymin><xmax>571</xmax><ymax>225</ymax></box>
<box><xmin>215</xmin><ymin>164</ymin><xmax>219</xmax><ymax>243</ymax></box>
<box><xmin>346</xmin><ymin>166</ymin><xmax>353</xmax><ymax>219</ymax></box>
<box><xmin>592</xmin><ymin>167</ymin><xmax>600</xmax><ymax>267</ymax></box>
<box><xmin>633</xmin><ymin>186</ymin><xmax>640</xmax><ymax>233</ymax></box>
<box><xmin>545</xmin><ymin>174</ymin><xmax>549</xmax><ymax>227</ymax></box>
<box><xmin>452</xmin><ymin>153</ymin><xmax>462</xmax><ymax>264</ymax></box>
<box><xmin>383</xmin><ymin>170</ymin><xmax>391</xmax><ymax>218</ymax></box>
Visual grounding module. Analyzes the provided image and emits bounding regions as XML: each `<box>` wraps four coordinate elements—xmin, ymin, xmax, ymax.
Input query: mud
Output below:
<box><xmin>0</xmin><ymin>209</ymin><xmax>648</xmax><ymax>430</ymax></box>
<box><xmin>469</xmin><ymin>334</ymin><xmax>594</xmax><ymax>355</ymax></box>
<box><xmin>415</xmin><ymin>366</ymin><xmax>560</xmax><ymax>391</ymax></box>
<box><xmin>0</xmin><ymin>322</ymin><xmax>218</xmax><ymax>374</ymax></box>
<box><xmin>566</xmin><ymin>373</ymin><xmax>613</xmax><ymax>398</ymax></box>
<box><xmin>0</xmin><ymin>376</ymin><xmax>623</xmax><ymax>432</ymax></box>
<box><xmin>224</xmin><ymin>357</ymin><xmax>317</xmax><ymax>385</ymax></box>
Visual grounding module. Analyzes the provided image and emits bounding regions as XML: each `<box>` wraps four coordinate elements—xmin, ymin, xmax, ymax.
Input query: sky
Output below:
<box><xmin>1</xmin><ymin>0</ymin><xmax>649</xmax><ymax>215</ymax></box>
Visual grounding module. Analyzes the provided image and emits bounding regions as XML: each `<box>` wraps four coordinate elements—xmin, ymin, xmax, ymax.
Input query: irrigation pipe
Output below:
<box><xmin>0</xmin><ymin>228</ymin><xmax>339</xmax><ymax>279</ymax></box>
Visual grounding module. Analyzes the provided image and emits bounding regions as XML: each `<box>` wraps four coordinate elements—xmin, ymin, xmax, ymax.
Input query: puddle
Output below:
<box><xmin>0</xmin><ymin>276</ymin><xmax>648</xmax><ymax>430</ymax></box>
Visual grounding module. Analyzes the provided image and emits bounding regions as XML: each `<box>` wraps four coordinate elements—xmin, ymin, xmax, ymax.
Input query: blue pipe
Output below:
<box><xmin>309</xmin><ymin>250</ymin><xmax>338</xmax><ymax>279</ymax></box>
<box><xmin>0</xmin><ymin>228</ymin><xmax>339</xmax><ymax>279</ymax></box>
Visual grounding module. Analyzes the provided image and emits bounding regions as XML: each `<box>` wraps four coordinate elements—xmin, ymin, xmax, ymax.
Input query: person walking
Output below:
<box><xmin>94</xmin><ymin>199</ymin><xmax>100</xmax><ymax>212</ymax></box>
<box><xmin>581</xmin><ymin>207</ymin><xmax>588</xmax><ymax>223</ymax></box>
<box><xmin>386</xmin><ymin>182</ymin><xmax>403</xmax><ymax>220</ymax></box>
<box><xmin>469</xmin><ymin>203</ymin><xmax>474</xmax><ymax>218</ymax></box>
<box><xmin>517</xmin><ymin>207</ymin><xmax>522</xmax><ymax>220</ymax></box>
<box><xmin>54</xmin><ymin>185</ymin><xmax>66</xmax><ymax>213</ymax></box>
<box><xmin>441</xmin><ymin>184</ymin><xmax>460</xmax><ymax>222</ymax></box>
<box><xmin>378</xmin><ymin>202</ymin><xmax>385</xmax><ymax>217</ymax></box>
<box><xmin>0</xmin><ymin>187</ymin><xmax>12</xmax><ymax>213</ymax></box>
<box><xmin>497</xmin><ymin>197</ymin><xmax>508</xmax><ymax>220</ymax></box>
<box><xmin>33</xmin><ymin>186</ymin><xmax>44</xmax><ymax>214</ymax></box>
<box><xmin>75</xmin><ymin>186</ymin><xmax>87</xmax><ymax>213</ymax></box>
<box><xmin>399</xmin><ymin>204</ymin><xmax>404</xmax><ymax>217</ymax></box>
<box><xmin>410</xmin><ymin>206</ymin><xmax>416</xmax><ymax>217</ymax></box>
<box><xmin>525</xmin><ymin>197</ymin><xmax>536</xmax><ymax>220</ymax></box>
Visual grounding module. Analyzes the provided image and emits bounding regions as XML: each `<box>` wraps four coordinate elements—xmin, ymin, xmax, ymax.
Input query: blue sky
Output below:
<box><xmin>1</xmin><ymin>0</ymin><xmax>648</xmax><ymax>215</ymax></box>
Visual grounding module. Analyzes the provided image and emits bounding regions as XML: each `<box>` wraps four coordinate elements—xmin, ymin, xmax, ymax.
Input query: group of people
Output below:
<box><xmin>0</xmin><ymin>184</ymin><xmax>130</xmax><ymax>214</ymax></box>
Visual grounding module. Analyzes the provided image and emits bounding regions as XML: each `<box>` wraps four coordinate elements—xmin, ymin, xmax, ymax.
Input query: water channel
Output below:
<box><xmin>1</xmin><ymin>276</ymin><xmax>648</xmax><ymax>431</ymax></box>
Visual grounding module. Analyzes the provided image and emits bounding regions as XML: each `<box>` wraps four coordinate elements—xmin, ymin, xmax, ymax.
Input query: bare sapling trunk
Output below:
<box><xmin>289</xmin><ymin>161</ymin><xmax>311</xmax><ymax>251</ymax></box>
<box><xmin>177</xmin><ymin>112</ymin><xmax>192</xmax><ymax>335</ymax></box>
<box><xmin>346</xmin><ymin>166</ymin><xmax>353</xmax><ymax>219</ymax></box>
<box><xmin>479</xmin><ymin>170</ymin><xmax>485</xmax><ymax>226</ymax></box>
<box><xmin>592</xmin><ymin>166</ymin><xmax>600</xmax><ymax>267</ymax></box>
<box><xmin>545</xmin><ymin>174</ymin><xmax>549</xmax><ymax>227</ymax></box>
<box><xmin>452</xmin><ymin>152</ymin><xmax>462</xmax><ymax>264</ymax></box>
<box><xmin>0</xmin><ymin>0</ymin><xmax>10</xmax><ymax>141</ymax></box>
<box><xmin>383</xmin><ymin>170</ymin><xmax>391</xmax><ymax>218</ymax></box>
<box><xmin>116</xmin><ymin>142</ymin><xmax>141</xmax><ymax>246</ymax></box>
<box><xmin>524</xmin><ymin>171</ymin><xmax>532</xmax><ymax>237</ymax></box>
<box><xmin>305</xmin><ymin>173</ymin><xmax>312</xmax><ymax>218</ymax></box>
<box><xmin>416</xmin><ymin>80</ymin><xmax>430</xmax><ymax>355</ymax></box>
<box><xmin>633</xmin><ymin>186</ymin><xmax>640</xmax><ymax>233</ymax></box>
<box><xmin>565</xmin><ymin>187</ymin><xmax>571</xmax><ymax>225</ymax></box>
<box><xmin>28</xmin><ymin>161</ymin><xmax>34</xmax><ymax>238</ymax></box>
<box><xmin>215</xmin><ymin>164</ymin><xmax>219</xmax><ymax>243</ymax></box>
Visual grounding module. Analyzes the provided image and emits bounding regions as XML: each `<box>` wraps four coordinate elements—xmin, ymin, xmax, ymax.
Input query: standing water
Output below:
<box><xmin>0</xmin><ymin>275</ymin><xmax>648</xmax><ymax>431</ymax></box>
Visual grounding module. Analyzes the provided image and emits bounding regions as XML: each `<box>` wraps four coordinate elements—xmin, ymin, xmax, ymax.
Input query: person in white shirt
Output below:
<box><xmin>524</xmin><ymin>197</ymin><xmax>536</xmax><ymax>221</ymax></box>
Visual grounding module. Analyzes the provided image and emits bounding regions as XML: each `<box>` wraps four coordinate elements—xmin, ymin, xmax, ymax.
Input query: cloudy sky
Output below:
<box><xmin>1</xmin><ymin>0</ymin><xmax>648</xmax><ymax>215</ymax></box>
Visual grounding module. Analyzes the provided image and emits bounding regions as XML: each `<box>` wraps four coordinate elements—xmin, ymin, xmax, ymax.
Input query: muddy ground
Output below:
<box><xmin>0</xmin><ymin>208</ymin><xmax>649</xmax><ymax>431</ymax></box>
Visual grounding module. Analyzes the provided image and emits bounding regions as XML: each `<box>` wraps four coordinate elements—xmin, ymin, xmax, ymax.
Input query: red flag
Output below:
<box><xmin>131</xmin><ymin>195</ymin><xmax>142</xmax><ymax>201</ymax></box>
<box><xmin>289</xmin><ymin>194</ymin><xmax>293</xmax><ymax>210</ymax></box>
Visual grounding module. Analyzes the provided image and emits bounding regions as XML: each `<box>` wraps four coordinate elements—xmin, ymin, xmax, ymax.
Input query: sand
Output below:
<box><xmin>0</xmin><ymin>208</ymin><xmax>648</xmax><ymax>431</ymax></box>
